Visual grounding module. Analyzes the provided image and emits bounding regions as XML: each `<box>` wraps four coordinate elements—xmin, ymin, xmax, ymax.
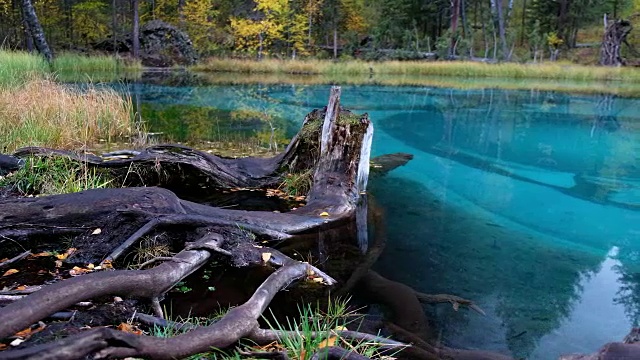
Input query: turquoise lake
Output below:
<box><xmin>116</xmin><ymin>79</ymin><xmax>640</xmax><ymax>359</ymax></box>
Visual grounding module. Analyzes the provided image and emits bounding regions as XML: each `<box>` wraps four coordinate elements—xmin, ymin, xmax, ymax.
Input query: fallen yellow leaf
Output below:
<box><xmin>116</xmin><ymin>323</ymin><xmax>142</xmax><ymax>335</ymax></box>
<box><xmin>2</xmin><ymin>269</ymin><xmax>18</xmax><ymax>277</ymax></box>
<box><xmin>15</xmin><ymin>285</ymin><xmax>27</xmax><ymax>291</ymax></box>
<box><xmin>318</xmin><ymin>336</ymin><xmax>337</xmax><ymax>348</ymax></box>
<box><xmin>56</xmin><ymin>248</ymin><xmax>77</xmax><ymax>260</ymax></box>
<box><xmin>262</xmin><ymin>252</ymin><xmax>272</xmax><ymax>262</ymax></box>
<box><xmin>30</xmin><ymin>252</ymin><xmax>51</xmax><ymax>258</ymax></box>
<box><xmin>69</xmin><ymin>266</ymin><xmax>92</xmax><ymax>276</ymax></box>
<box><xmin>319</xmin><ymin>211</ymin><xmax>329</xmax><ymax>217</ymax></box>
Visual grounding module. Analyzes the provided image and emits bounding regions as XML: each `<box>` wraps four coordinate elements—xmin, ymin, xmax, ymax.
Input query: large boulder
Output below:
<box><xmin>140</xmin><ymin>20</ymin><xmax>198</xmax><ymax>67</ymax></box>
<box><xmin>93</xmin><ymin>20</ymin><xmax>198</xmax><ymax>67</ymax></box>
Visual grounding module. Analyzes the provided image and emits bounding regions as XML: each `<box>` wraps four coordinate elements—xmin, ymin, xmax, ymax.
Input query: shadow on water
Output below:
<box><xmin>369</xmin><ymin>174</ymin><xmax>626</xmax><ymax>358</ymax></box>
<box><xmin>370</xmin><ymin>89</ymin><xmax>640</xmax><ymax>358</ymax></box>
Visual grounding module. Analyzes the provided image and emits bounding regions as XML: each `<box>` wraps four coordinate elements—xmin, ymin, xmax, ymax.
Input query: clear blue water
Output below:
<box><xmin>120</xmin><ymin>81</ymin><xmax>640</xmax><ymax>359</ymax></box>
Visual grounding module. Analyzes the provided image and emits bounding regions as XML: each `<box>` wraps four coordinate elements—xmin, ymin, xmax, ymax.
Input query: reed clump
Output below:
<box><xmin>0</xmin><ymin>50</ymin><xmax>49</xmax><ymax>87</ymax></box>
<box><xmin>194</xmin><ymin>58</ymin><xmax>640</xmax><ymax>82</ymax></box>
<box><xmin>0</xmin><ymin>77</ymin><xmax>134</xmax><ymax>152</ymax></box>
<box><xmin>0</xmin><ymin>50</ymin><xmax>142</xmax><ymax>86</ymax></box>
<box><xmin>53</xmin><ymin>52</ymin><xmax>125</xmax><ymax>73</ymax></box>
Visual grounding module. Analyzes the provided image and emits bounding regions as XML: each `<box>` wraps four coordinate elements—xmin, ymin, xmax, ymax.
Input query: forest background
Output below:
<box><xmin>1</xmin><ymin>0</ymin><xmax>639</xmax><ymax>65</ymax></box>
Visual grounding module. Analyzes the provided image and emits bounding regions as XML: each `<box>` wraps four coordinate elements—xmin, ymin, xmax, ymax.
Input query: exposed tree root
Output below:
<box><xmin>0</xmin><ymin>261</ymin><xmax>333</xmax><ymax>360</ymax></box>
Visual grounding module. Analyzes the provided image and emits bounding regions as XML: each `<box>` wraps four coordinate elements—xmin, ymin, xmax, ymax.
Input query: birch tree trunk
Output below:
<box><xmin>21</xmin><ymin>0</ymin><xmax>53</xmax><ymax>63</ymax></box>
<box><xmin>132</xmin><ymin>0</ymin><xmax>140</xmax><ymax>58</ymax></box>
<box><xmin>489</xmin><ymin>0</ymin><xmax>508</xmax><ymax>60</ymax></box>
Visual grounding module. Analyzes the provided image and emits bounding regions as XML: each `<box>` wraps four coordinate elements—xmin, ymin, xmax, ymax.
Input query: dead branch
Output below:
<box><xmin>415</xmin><ymin>292</ymin><xmax>486</xmax><ymax>316</ymax></box>
<box><xmin>0</xmin><ymin>250</ymin><xmax>31</xmax><ymax>268</ymax></box>
<box><xmin>0</xmin><ymin>233</ymin><xmax>219</xmax><ymax>339</ymax></box>
<box><xmin>0</xmin><ymin>262</ymin><xmax>333</xmax><ymax>360</ymax></box>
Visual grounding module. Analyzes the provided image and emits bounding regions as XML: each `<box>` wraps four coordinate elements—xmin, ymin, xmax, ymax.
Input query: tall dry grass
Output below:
<box><xmin>0</xmin><ymin>78</ymin><xmax>134</xmax><ymax>152</ymax></box>
<box><xmin>194</xmin><ymin>58</ymin><xmax>640</xmax><ymax>82</ymax></box>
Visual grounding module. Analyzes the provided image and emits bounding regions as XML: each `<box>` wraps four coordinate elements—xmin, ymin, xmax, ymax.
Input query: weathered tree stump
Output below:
<box><xmin>600</xmin><ymin>19</ymin><xmax>633</xmax><ymax>66</ymax></box>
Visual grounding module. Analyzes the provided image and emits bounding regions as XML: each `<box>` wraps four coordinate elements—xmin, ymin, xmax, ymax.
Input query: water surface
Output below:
<box><xmin>115</xmin><ymin>79</ymin><xmax>640</xmax><ymax>359</ymax></box>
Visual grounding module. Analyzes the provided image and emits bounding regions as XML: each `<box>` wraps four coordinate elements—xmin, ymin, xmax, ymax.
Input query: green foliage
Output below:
<box><xmin>0</xmin><ymin>156</ymin><xmax>114</xmax><ymax>195</ymax></box>
<box><xmin>262</xmin><ymin>297</ymin><xmax>399</xmax><ymax>359</ymax></box>
<box><xmin>279</xmin><ymin>169</ymin><xmax>313</xmax><ymax>197</ymax></box>
<box><xmin>182</xmin><ymin>0</ymin><xmax>223</xmax><ymax>54</ymax></box>
<box><xmin>72</xmin><ymin>0</ymin><xmax>109</xmax><ymax>46</ymax></box>
<box><xmin>231</xmin><ymin>0</ymin><xmax>309</xmax><ymax>58</ymax></box>
<box><xmin>0</xmin><ymin>0</ymin><xmax>635</xmax><ymax>64</ymax></box>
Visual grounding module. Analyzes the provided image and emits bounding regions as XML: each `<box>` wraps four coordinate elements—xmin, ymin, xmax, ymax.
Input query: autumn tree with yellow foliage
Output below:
<box><xmin>231</xmin><ymin>0</ymin><xmax>309</xmax><ymax>58</ymax></box>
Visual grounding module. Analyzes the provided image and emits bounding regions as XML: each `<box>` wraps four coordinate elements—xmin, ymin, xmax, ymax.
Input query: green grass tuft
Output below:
<box><xmin>0</xmin><ymin>50</ymin><xmax>48</xmax><ymax>87</ymax></box>
<box><xmin>262</xmin><ymin>297</ymin><xmax>400</xmax><ymax>360</ymax></box>
<box><xmin>0</xmin><ymin>156</ymin><xmax>114</xmax><ymax>195</ymax></box>
<box><xmin>0</xmin><ymin>50</ymin><xmax>142</xmax><ymax>87</ymax></box>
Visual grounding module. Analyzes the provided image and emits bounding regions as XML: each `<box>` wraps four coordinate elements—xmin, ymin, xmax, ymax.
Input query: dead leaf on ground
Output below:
<box><xmin>262</xmin><ymin>252</ymin><xmax>272</xmax><ymax>262</ymax></box>
<box><xmin>30</xmin><ymin>252</ymin><xmax>51</xmax><ymax>258</ymax></box>
<box><xmin>252</xmin><ymin>341</ymin><xmax>286</xmax><ymax>352</ymax></box>
<box><xmin>91</xmin><ymin>228</ymin><xmax>102</xmax><ymax>235</ymax></box>
<box><xmin>0</xmin><ymin>343</ymin><xmax>8</xmax><ymax>351</ymax></box>
<box><xmin>56</xmin><ymin>248</ymin><xmax>76</xmax><ymax>260</ymax></box>
<box><xmin>2</xmin><ymin>269</ymin><xmax>18</xmax><ymax>277</ymax></box>
<box><xmin>13</xmin><ymin>322</ymin><xmax>45</xmax><ymax>340</ymax></box>
<box><xmin>69</xmin><ymin>266</ymin><xmax>93</xmax><ymax>276</ymax></box>
<box><xmin>15</xmin><ymin>285</ymin><xmax>27</xmax><ymax>291</ymax></box>
<box><xmin>319</xmin><ymin>211</ymin><xmax>329</xmax><ymax>217</ymax></box>
<box><xmin>317</xmin><ymin>336</ymin><xmax>337</xmax><ymax>348</ymax></box>
<box><xmin>116</xmin><ymin>323</ymin><xmax>142</xmax><ymax>335</ymax></box>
